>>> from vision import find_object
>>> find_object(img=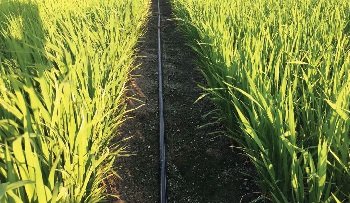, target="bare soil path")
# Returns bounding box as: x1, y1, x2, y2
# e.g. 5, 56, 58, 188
112, 0, 259, 202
